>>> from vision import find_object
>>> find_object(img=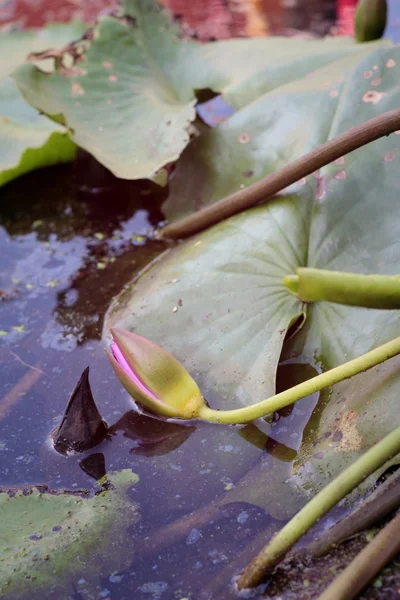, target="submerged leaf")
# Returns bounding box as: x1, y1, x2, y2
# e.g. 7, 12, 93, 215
0, 470, 139, 596
109, 410, 195, 456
